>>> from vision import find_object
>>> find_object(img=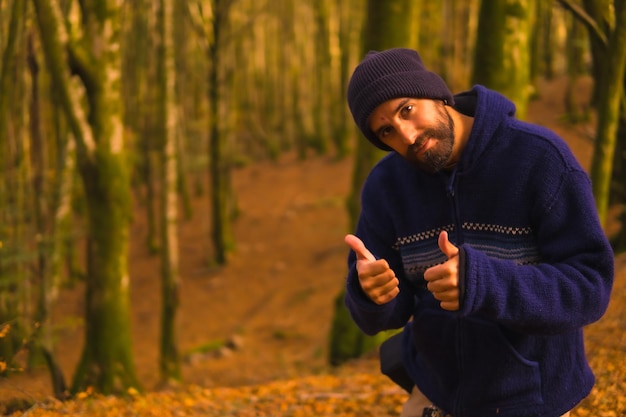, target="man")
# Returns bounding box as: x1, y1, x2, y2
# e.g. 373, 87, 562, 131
343, 48, 614, 417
